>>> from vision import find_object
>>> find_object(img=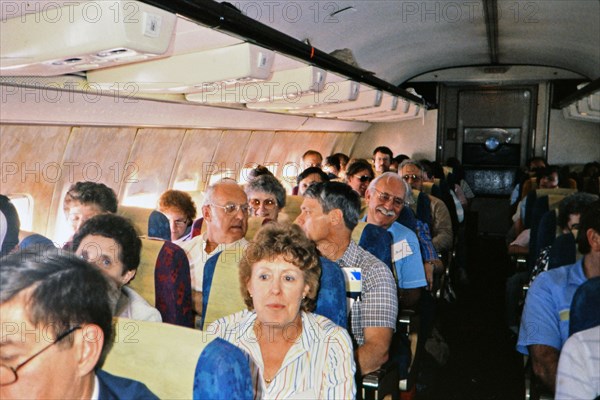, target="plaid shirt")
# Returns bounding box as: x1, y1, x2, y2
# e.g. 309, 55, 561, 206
415, 220, 439, 262
337, 240, 398, 346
